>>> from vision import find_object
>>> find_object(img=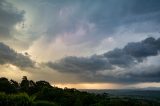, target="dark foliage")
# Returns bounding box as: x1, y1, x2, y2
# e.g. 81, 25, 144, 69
0, 76, 159, 106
